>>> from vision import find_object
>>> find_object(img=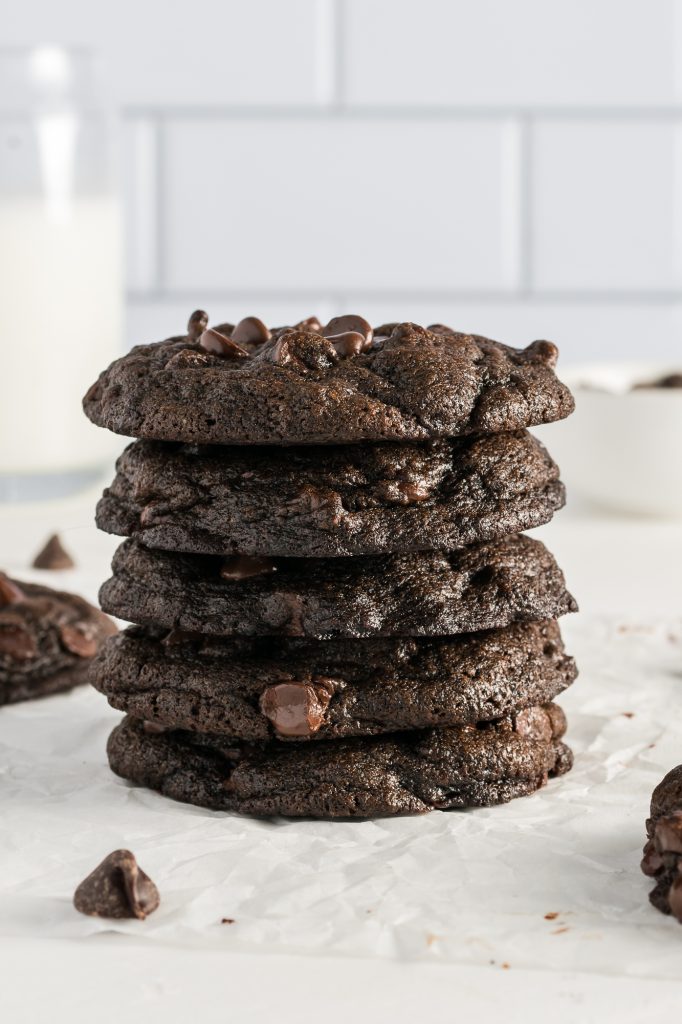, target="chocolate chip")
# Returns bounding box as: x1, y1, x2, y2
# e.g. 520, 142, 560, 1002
220, 555, 278, 581
59, 623, 98, 658
253, 331, 339, 371
523, 340, 559, 368
294, 316, 323, 333
668, 875, 682, 921
186, 309, 209, 341
427, 324, 456, 335
376, 480, 431, 504
73, 849, 160, 920
655, 813, 682, 855
259, 681, 333, 737
231, 316, 271, 346
326, 331, 366, 358
199, 328, 250, 360
0, 624, 36, 661
32, 534, 75, 570
322, 315, 373, 350
165, 349, 212, 369
0, 573, 26, 607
